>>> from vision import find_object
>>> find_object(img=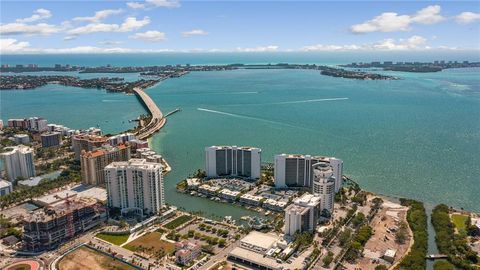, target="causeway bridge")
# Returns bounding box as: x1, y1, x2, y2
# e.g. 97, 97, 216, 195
132, 87, 167, 140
